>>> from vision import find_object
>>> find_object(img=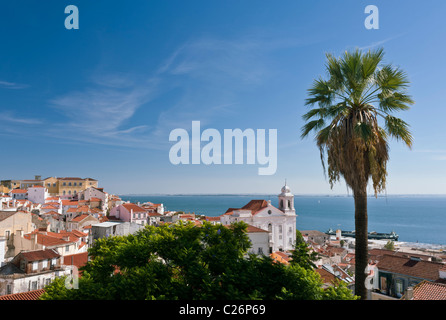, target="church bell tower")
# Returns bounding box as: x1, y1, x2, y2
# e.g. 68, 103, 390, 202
278, 180, 295, 215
